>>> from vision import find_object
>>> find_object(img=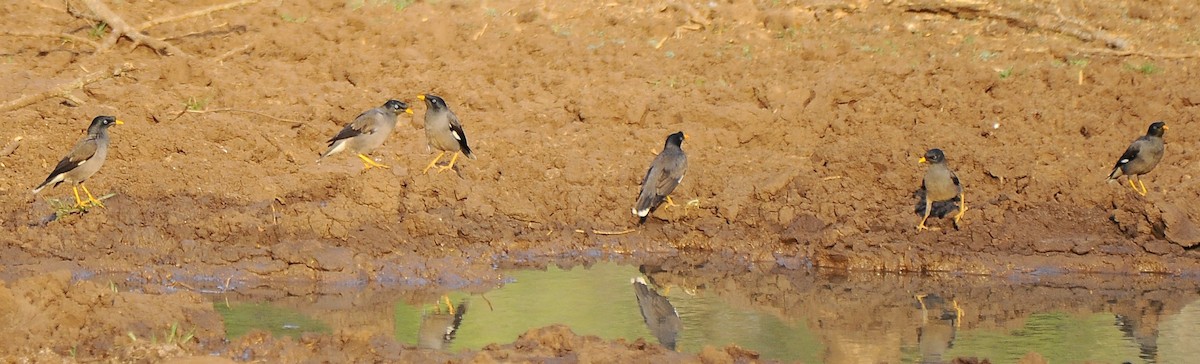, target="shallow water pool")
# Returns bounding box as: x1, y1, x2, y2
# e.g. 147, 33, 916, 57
208, 262, 1200, 363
